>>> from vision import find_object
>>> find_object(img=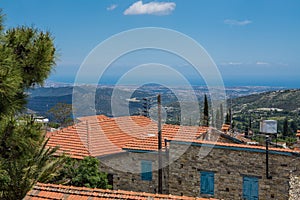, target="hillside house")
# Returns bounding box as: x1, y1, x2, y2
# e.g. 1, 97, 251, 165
46, 115, 300, 199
